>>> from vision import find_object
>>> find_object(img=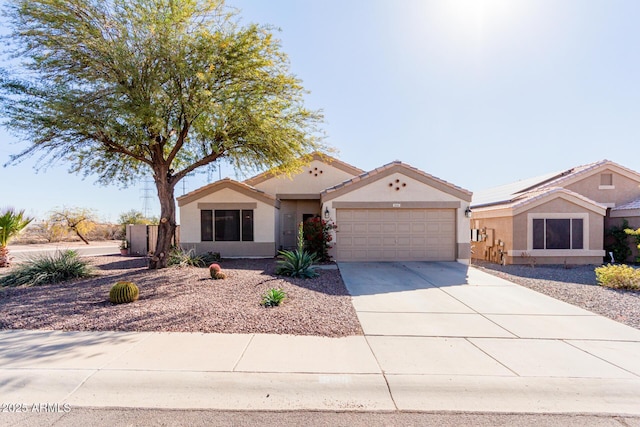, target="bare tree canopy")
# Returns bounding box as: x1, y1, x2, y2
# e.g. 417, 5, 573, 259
0, 0, 324, 268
